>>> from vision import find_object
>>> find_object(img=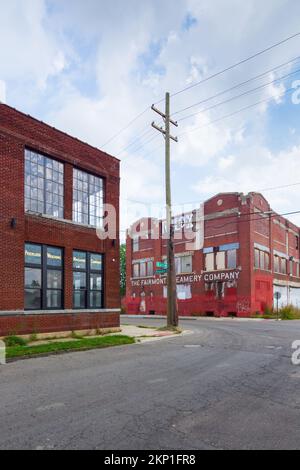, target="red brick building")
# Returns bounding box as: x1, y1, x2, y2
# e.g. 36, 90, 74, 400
0, 103, 120, 336
124, 192, 300, 317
